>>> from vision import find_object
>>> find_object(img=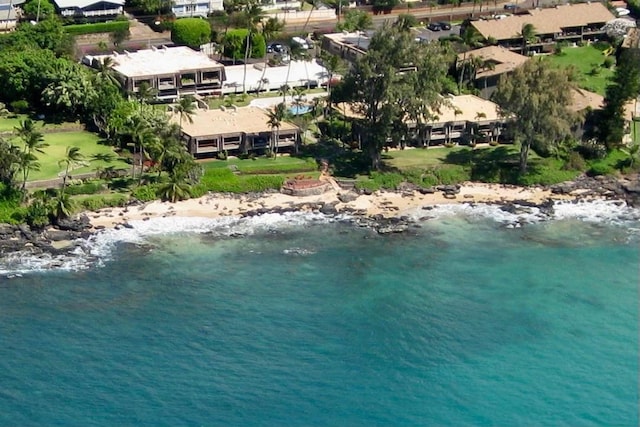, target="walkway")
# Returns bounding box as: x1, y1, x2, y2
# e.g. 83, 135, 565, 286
249, 91, 328, 108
